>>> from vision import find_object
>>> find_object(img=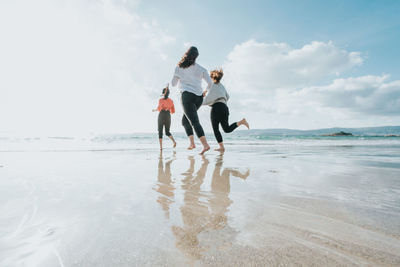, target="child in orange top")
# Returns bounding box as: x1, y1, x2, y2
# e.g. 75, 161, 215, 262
153, 86, 177, 150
